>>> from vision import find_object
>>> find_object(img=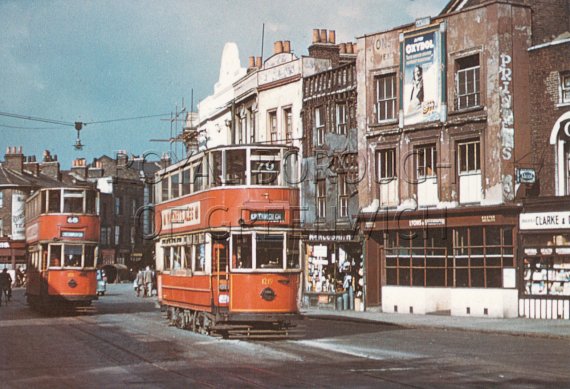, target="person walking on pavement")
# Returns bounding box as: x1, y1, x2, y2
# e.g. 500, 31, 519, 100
143, 266, 153, 298
135, 269, 145, 297
0, 268, 13, 306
